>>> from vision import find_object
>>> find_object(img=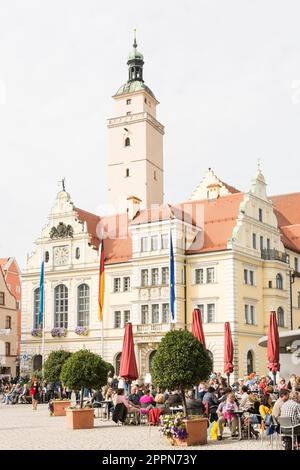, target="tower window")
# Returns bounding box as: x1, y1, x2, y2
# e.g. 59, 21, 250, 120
126, 99, 131, 105
144, 98, 147, 104
126, 111, 131, 115
75, 247, 80, 259
125, 137, 130, 147
259, 208, 263, 222
45, 251, 49, 263
154, 171, 157, 180
125, 168, 130, 177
